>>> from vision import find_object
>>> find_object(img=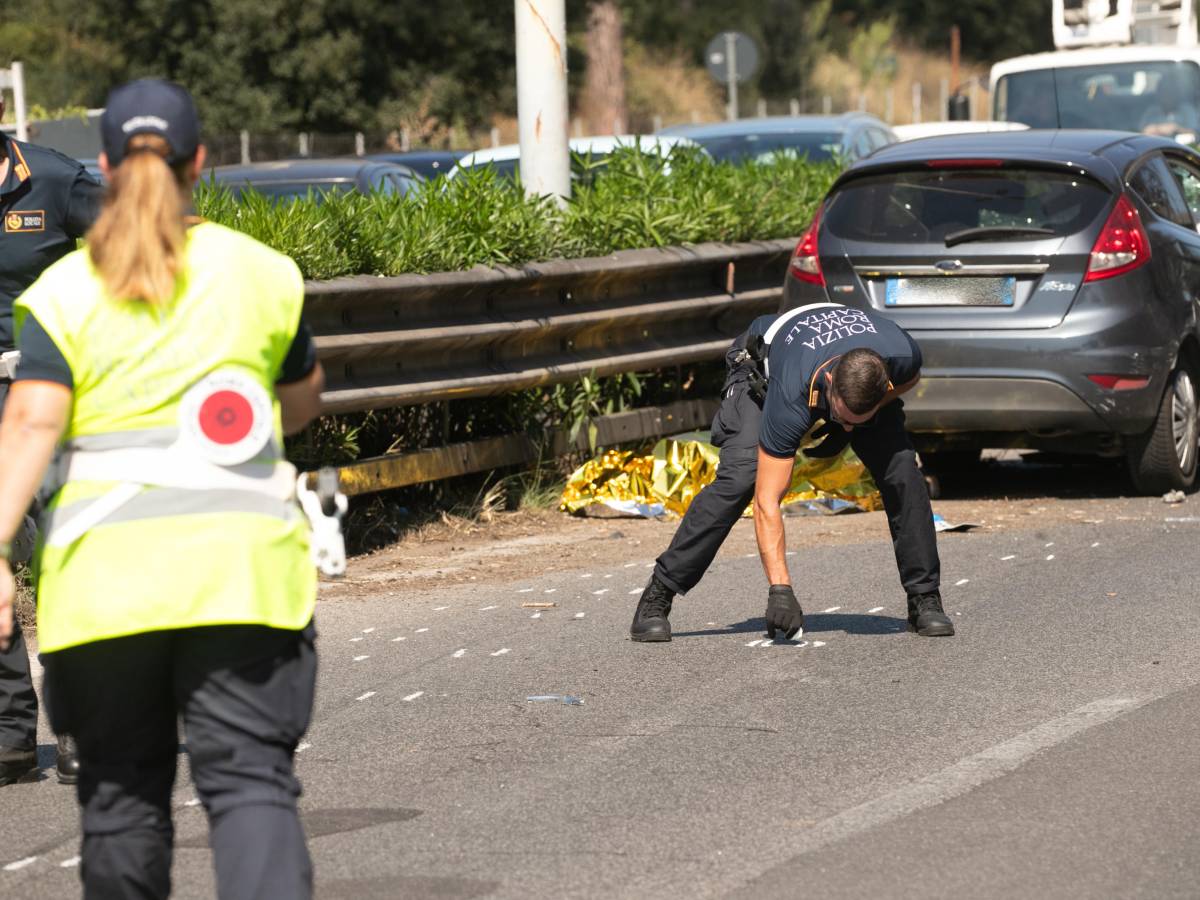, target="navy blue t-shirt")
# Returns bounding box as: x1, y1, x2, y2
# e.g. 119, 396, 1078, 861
750, 304, 923, 458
